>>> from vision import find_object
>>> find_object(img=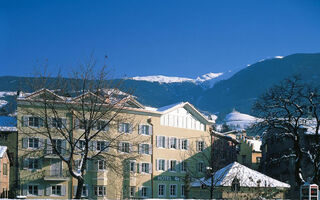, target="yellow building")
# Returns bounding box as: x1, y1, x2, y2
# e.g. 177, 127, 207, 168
237, 133, 262, 171
16, 89, 214, 199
